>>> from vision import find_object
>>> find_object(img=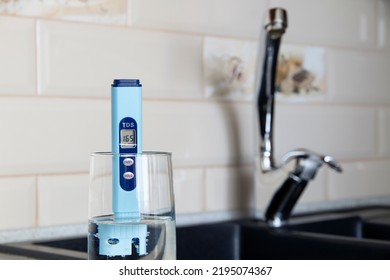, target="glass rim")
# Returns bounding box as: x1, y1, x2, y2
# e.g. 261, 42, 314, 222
91, 151, 172, 157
